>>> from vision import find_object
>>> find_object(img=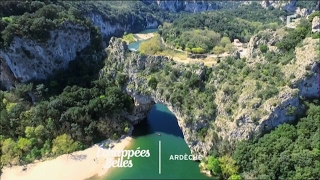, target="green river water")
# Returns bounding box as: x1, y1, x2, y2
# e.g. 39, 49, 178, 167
127, 29, 158, 51
95, 104, 212, 180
